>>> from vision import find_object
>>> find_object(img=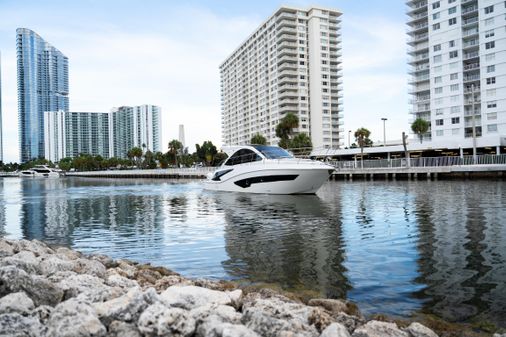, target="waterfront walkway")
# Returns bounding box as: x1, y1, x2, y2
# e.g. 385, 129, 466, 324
330, 154, 506, 180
